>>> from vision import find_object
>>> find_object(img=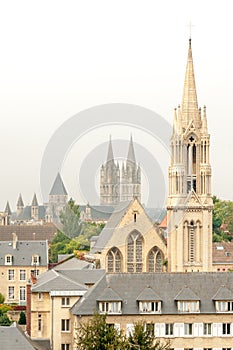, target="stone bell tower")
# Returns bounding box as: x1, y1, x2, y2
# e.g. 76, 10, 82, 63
167, 39, 213, 272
